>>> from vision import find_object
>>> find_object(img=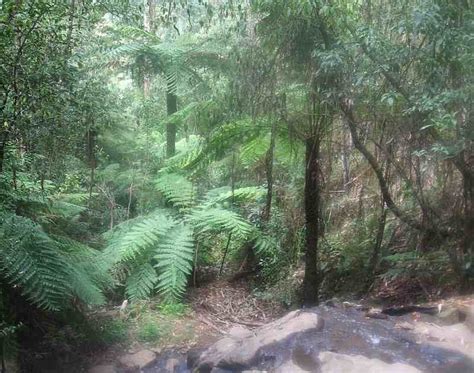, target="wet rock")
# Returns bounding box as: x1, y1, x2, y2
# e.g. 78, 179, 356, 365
274, 360, 309, 373
88, 364, 116, 373
395, 321, 414, 330
193, 310, 323, 372
318, 351, 421, 373
413, 322, 474, 359
165, 358, 180, 372
365, 308, 388, 319
438, 306, 462, 325
187, 347, 207, 368
118, 350, 156, 372
458, 303, 474, 332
